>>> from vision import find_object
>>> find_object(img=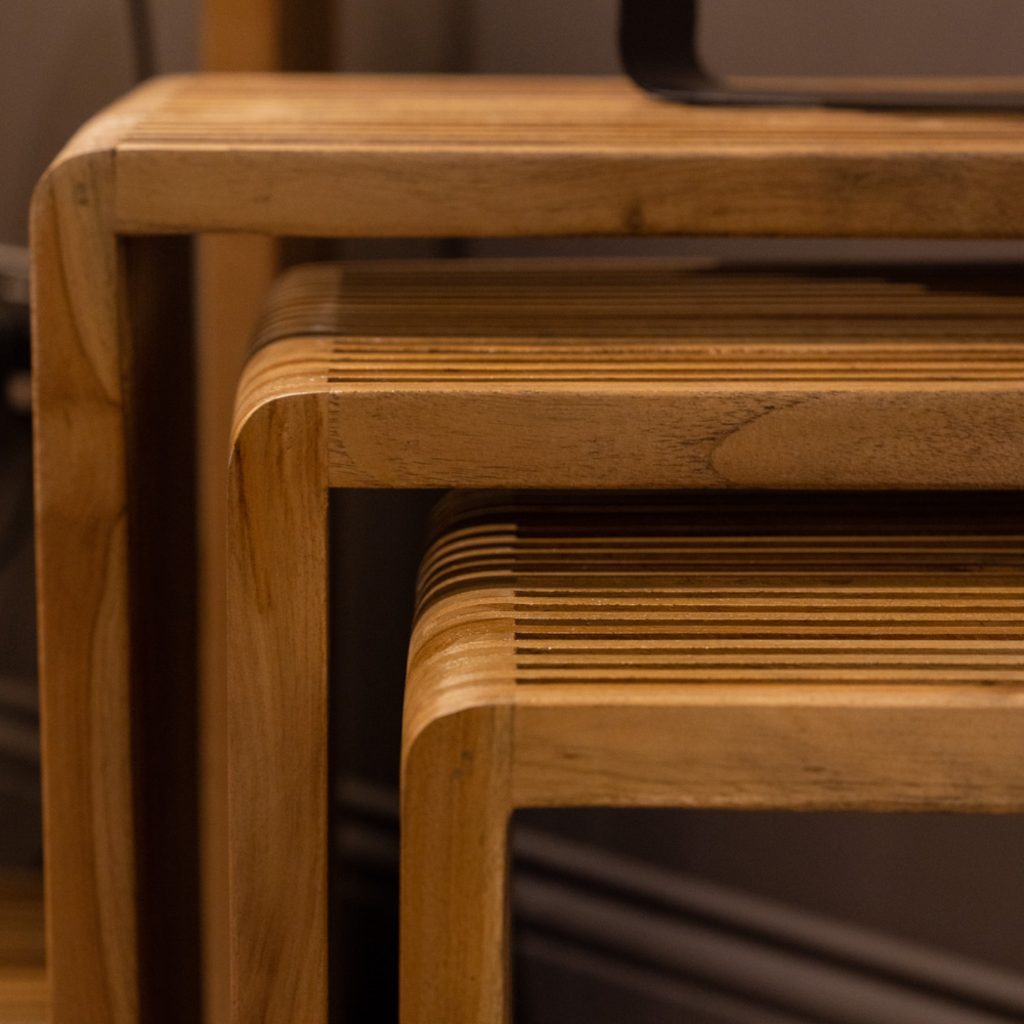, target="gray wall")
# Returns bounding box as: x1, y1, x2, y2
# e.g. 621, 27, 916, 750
702, 0, 1024, 76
